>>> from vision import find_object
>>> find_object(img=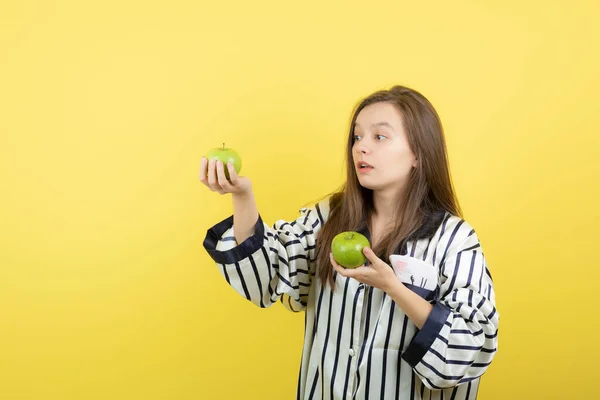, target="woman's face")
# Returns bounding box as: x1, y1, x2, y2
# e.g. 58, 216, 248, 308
352, 101, 418, 193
